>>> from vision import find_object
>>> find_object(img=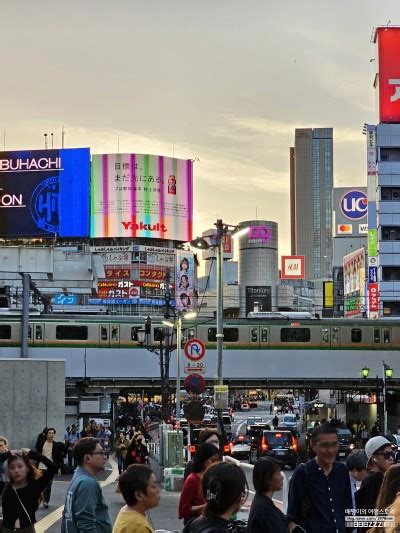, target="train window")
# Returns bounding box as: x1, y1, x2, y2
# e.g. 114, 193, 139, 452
280, 328, 310, 343
56, 325, 88, 340
0, 325, 11, 339
208, 328, 239, 342
111, 326, 119, 341
322, 328, 329, 343
351, 328, 362, 343
101, 326, 108, 341
131, 327, 139, 341
374, 328, 380, 343
251, 327, 258, 342
384, 329, 391, 344
261, 328, 268, 343
332, 327, 339, 343
28, 325, 32, 340
35, 325, 43, 341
